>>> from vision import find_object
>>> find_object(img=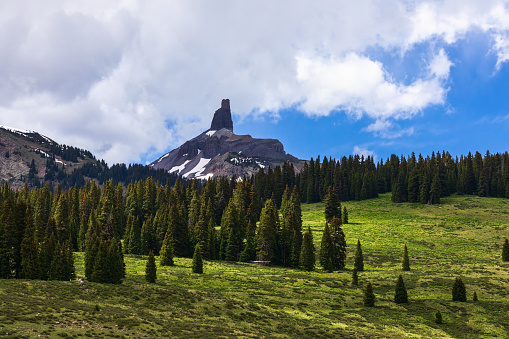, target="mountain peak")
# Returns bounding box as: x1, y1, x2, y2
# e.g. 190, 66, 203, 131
210, 99, 233, 132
